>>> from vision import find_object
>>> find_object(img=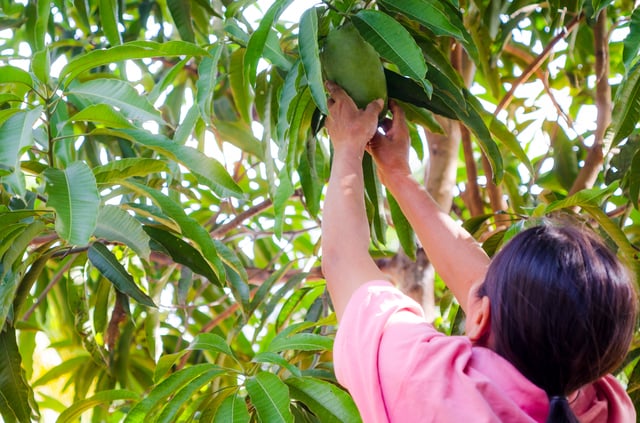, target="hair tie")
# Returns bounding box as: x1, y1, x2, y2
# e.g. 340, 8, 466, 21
549, 395, 568, 403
